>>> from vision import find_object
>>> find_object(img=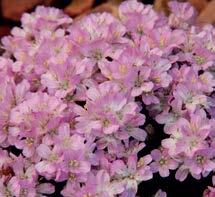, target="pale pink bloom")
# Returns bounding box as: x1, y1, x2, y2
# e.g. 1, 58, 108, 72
184, 149, 215, 178
60, 149, 91, 176
75, 82, 144, 136
131, 67, 154, 97
163, 110, 212, 157
10, 92, 66, 131
96, 170, 124, 196
119, 0, 145, 18
168, 1, 197, 28
35, 144, 63, 179
54, 123, 85, 151
21, 6, 72, 31
0, 1, 214, 196
78, 12, 120, 41
111, 155, 152, 194
150, 149, 178, 177
173, 84, 207, 112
